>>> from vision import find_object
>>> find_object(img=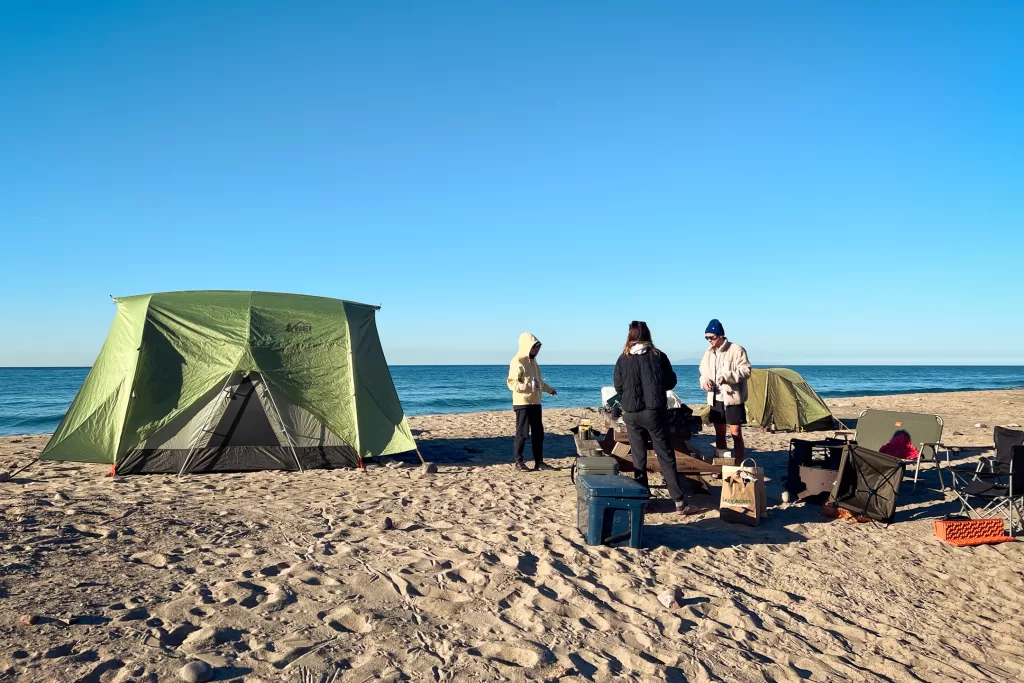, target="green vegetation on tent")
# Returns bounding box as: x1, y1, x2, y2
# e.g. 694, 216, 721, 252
41, 291, 417, 473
